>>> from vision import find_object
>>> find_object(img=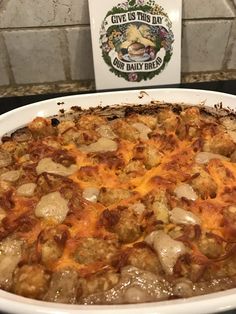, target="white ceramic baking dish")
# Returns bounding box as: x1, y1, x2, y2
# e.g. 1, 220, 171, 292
0, 88, 235, 314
